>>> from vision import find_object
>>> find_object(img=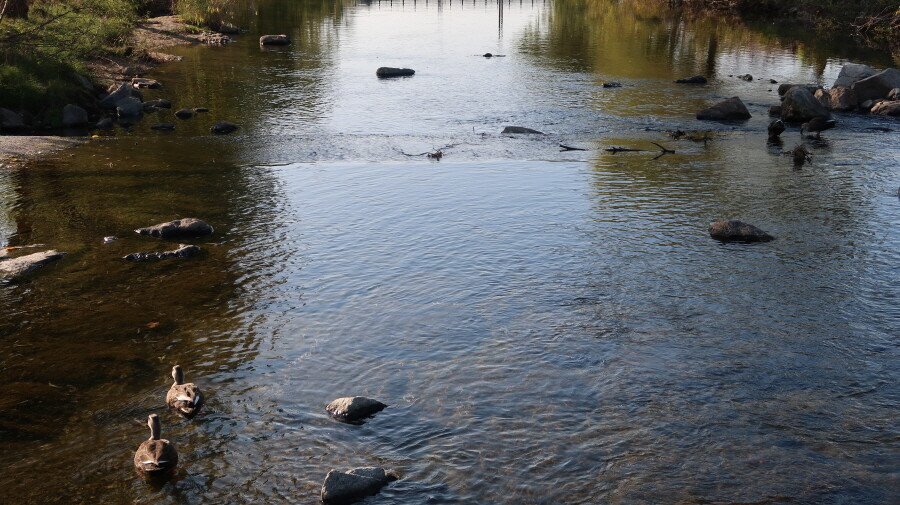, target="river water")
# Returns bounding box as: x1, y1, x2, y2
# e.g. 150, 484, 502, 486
1, 1, 898, 503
